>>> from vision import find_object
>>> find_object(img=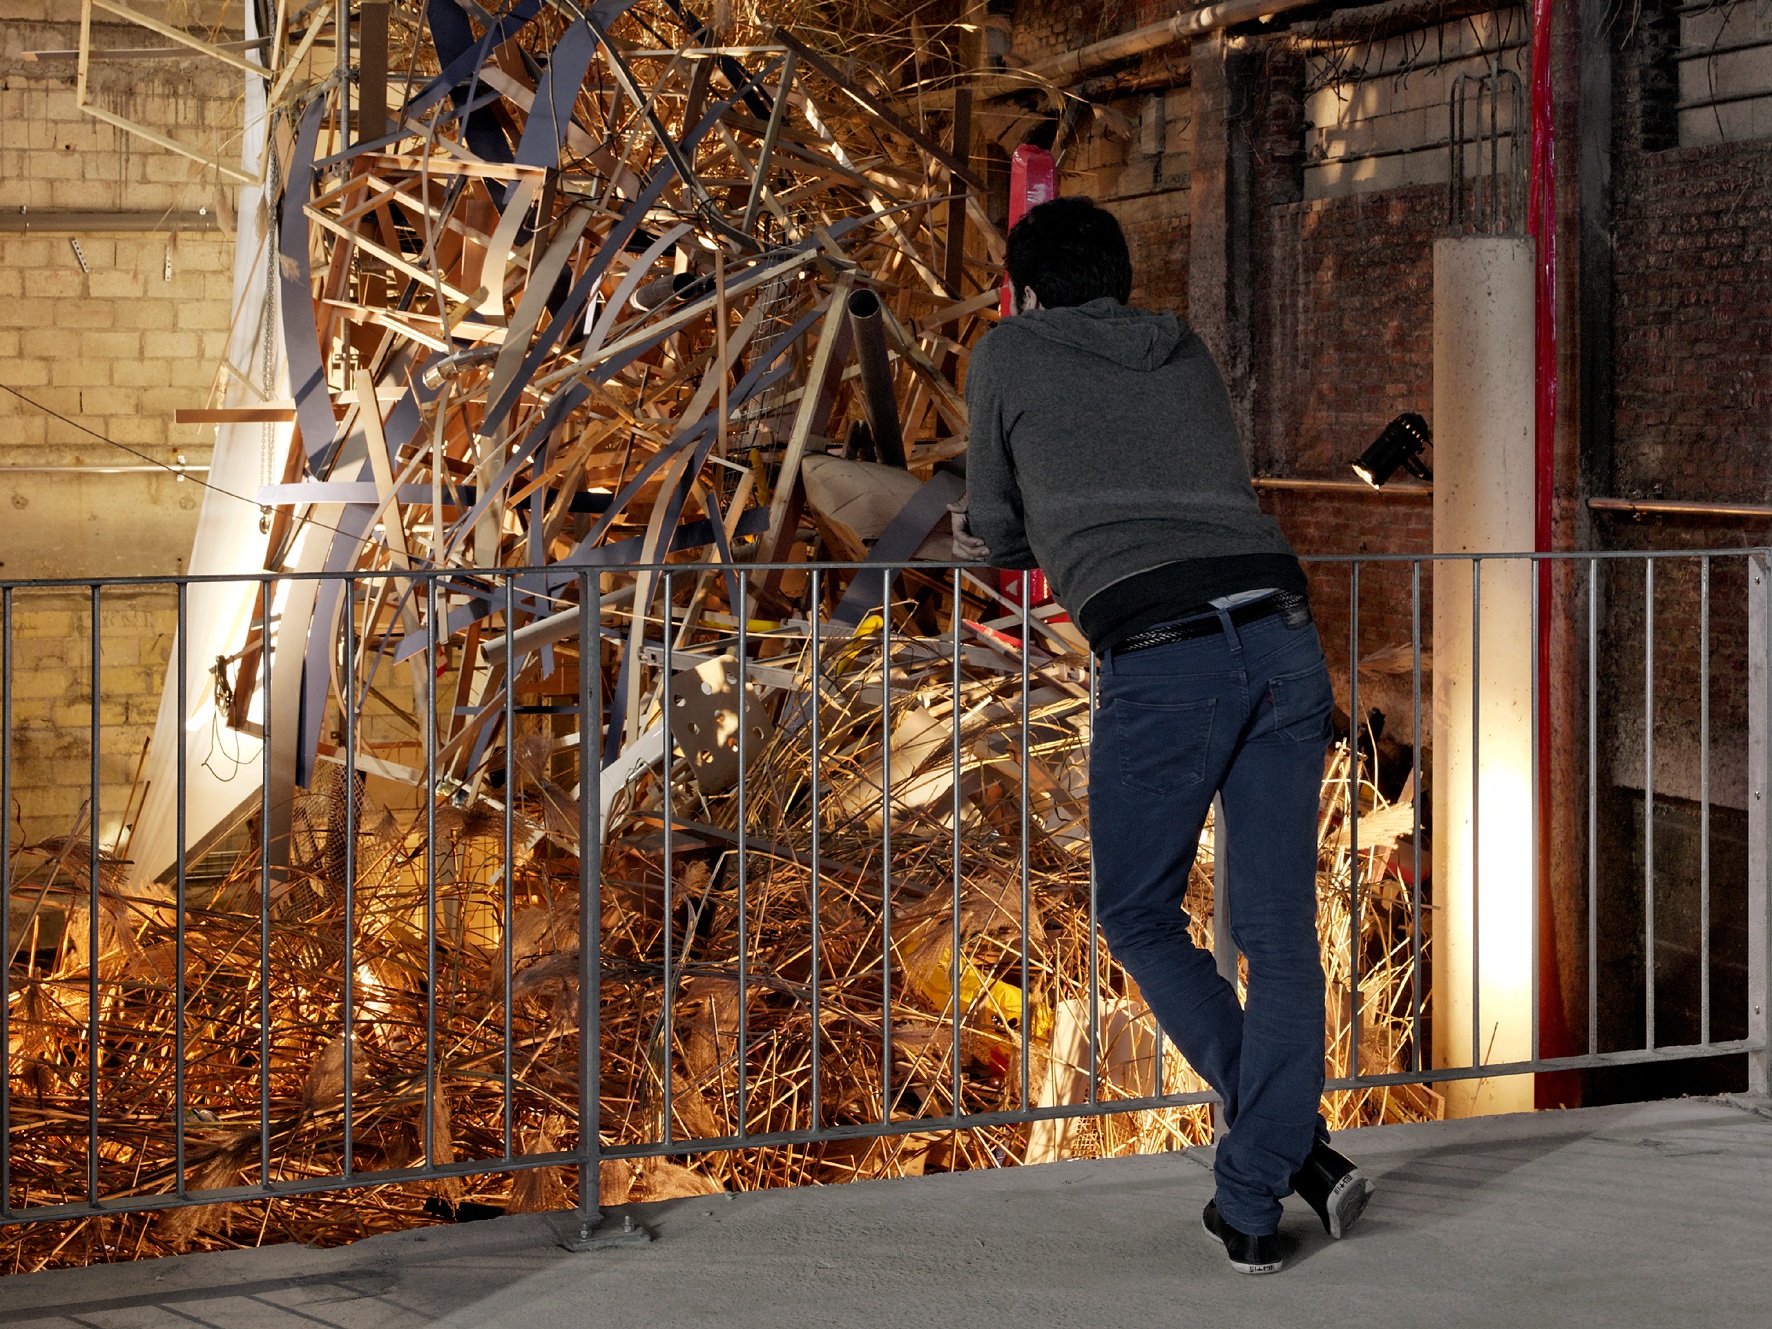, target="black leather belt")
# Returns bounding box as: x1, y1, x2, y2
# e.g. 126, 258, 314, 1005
1111, 593, 1300, 656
